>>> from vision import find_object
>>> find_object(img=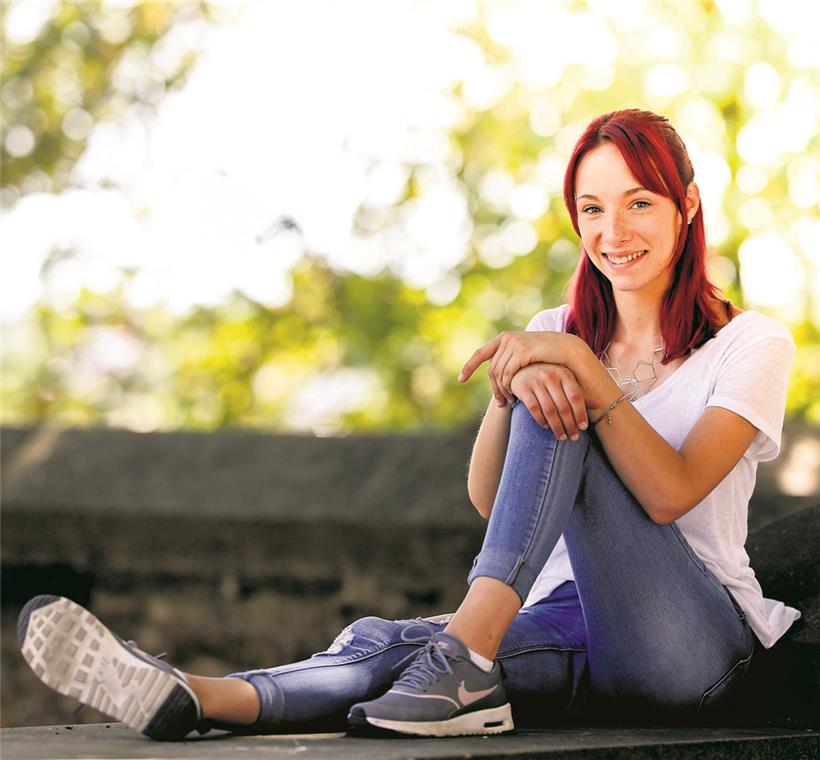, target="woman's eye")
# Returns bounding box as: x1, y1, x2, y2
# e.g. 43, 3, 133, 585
581, 206, 601, 215
633, 200, 651, 209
